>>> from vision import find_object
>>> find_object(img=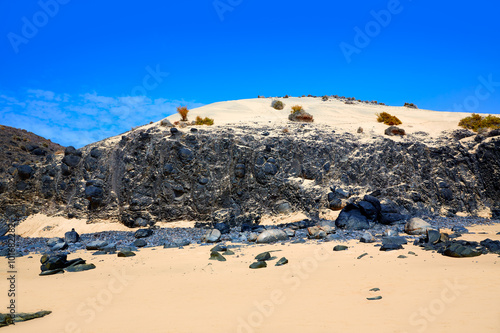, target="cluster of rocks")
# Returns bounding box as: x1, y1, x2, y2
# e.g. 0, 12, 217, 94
40, 253, 95, 276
